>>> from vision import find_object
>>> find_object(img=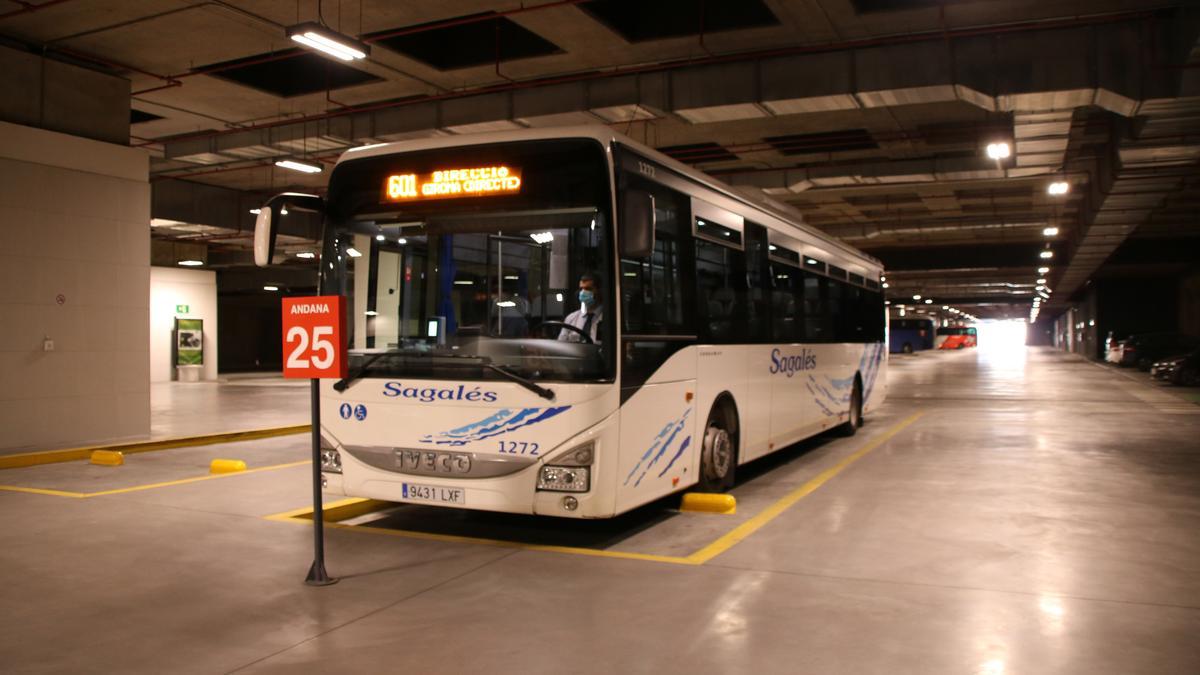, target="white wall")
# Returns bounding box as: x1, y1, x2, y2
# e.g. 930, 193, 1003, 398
150, 267, 218, 382
0, 121, 150, 450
